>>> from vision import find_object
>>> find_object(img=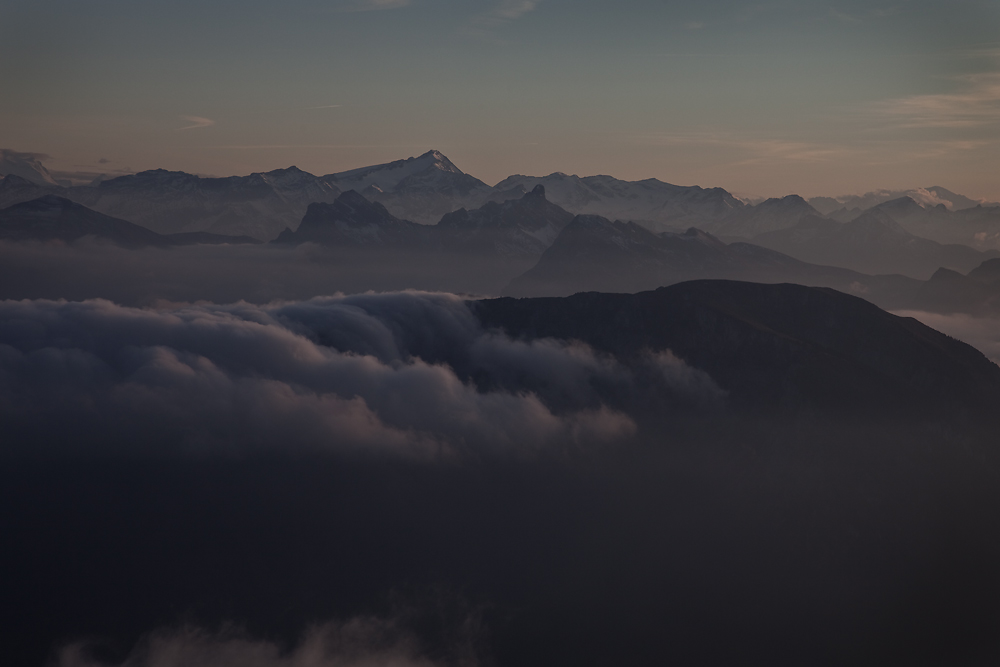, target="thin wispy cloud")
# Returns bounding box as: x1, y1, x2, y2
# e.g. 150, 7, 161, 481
177, 116, 216, 131
330, 0, 410, 13
867, 48, 1000, 130
829, 8, 862, 24
642, 132, 851, 164
462, 0, 541, 40
871, 72, 1000, 129
642, 130, 990, 169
